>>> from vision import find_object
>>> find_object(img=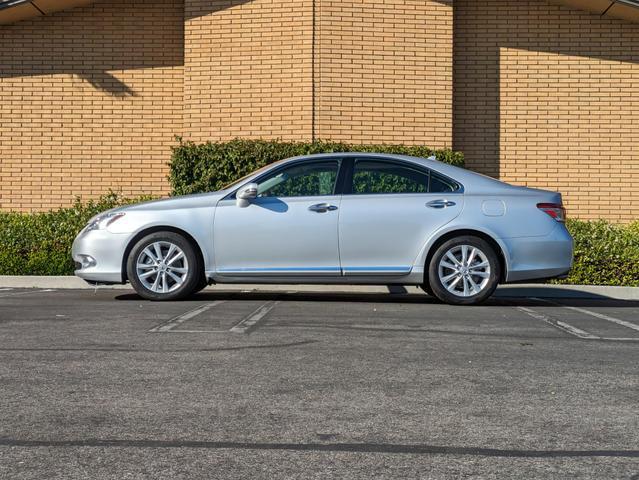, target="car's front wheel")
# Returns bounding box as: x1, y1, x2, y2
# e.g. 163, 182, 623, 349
126, 231, 203, 301
427, 236, 500, 306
